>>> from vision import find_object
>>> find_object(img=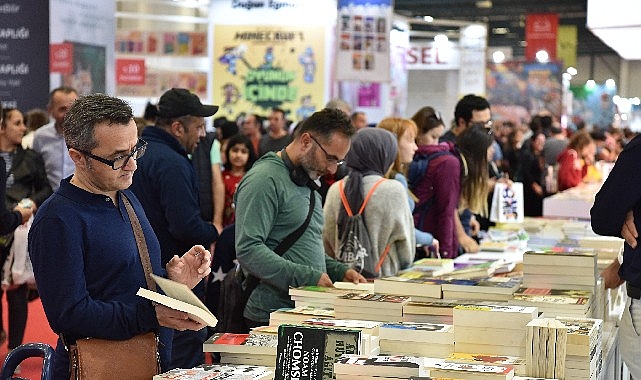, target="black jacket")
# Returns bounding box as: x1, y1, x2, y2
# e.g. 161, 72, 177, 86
4, 146, 52, 209
0, 156, 20, 235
